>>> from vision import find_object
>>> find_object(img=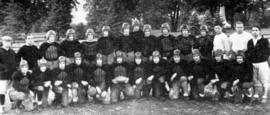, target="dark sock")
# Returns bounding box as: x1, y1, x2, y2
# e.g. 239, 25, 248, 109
0, 95, 5, 105
37, 91, 43, 101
